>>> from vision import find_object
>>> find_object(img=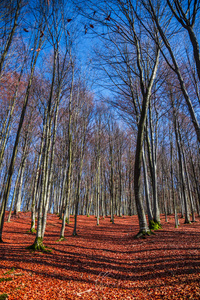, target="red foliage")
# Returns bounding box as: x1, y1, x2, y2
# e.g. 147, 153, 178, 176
0, 213, 200, 299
